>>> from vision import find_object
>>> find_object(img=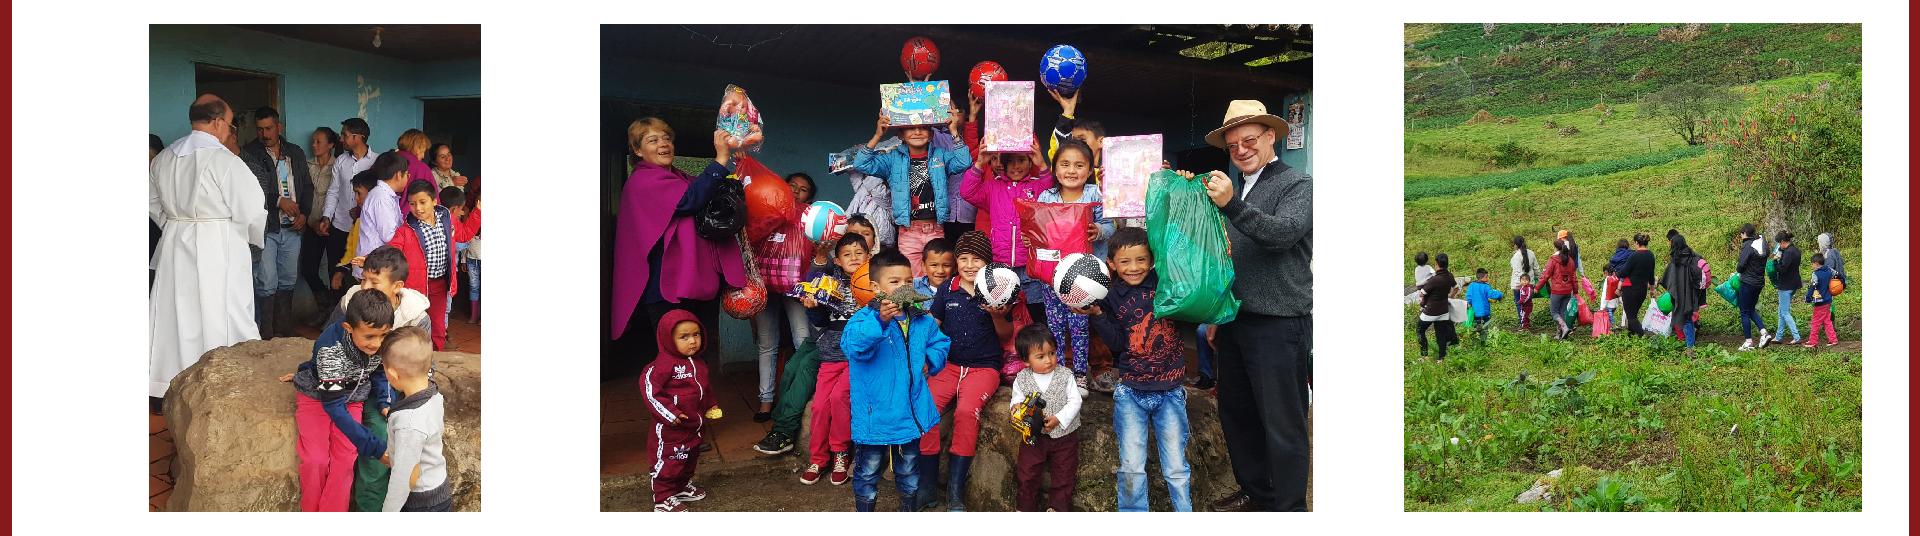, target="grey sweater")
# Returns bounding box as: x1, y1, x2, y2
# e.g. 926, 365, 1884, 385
1219, 161, 1313, 317
383, 382, 449, 512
